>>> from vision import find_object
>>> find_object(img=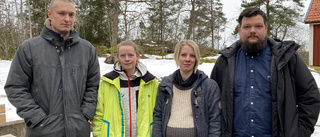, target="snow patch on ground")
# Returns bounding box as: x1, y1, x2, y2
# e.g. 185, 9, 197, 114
1, 55, 319, 136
